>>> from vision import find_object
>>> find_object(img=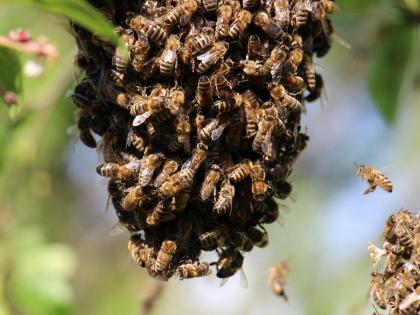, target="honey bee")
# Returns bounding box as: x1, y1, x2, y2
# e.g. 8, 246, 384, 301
131, 33, 150, 73
182, 142, 208, 172
273, 0, 290, 28
146, 200, 175, 226
215, 249, 244, 279
128, 238, 157, 268
306, 72, 324, 102
166, 87, 185, 115
200, 164, 222, 201
203, 0, 218, 13
158, 168, 195, 199
268, 83, 302, 111
268, 261, 290, 300
182, 30, 216, 64
399, 290, 420, 315
212, 75, 232, 99
212, 93, 242, 113
131, 95, 171, 126
196, 41, 229, 74
100, 80, 131, 109
302, 54, 316, 91
242, 0, 259, 10
250, 160, 269, 201
112, 30, 135, 76
284, 35, 304, 74
129, 16, 168, 45
154, 160, 180, 188
199, 117, 228, 142
229, 231, 254, 252
370, 272, 387, 310
247, 34, 266, 59
312, 0, 336, 36
121, 185, 146, 211
259, 198, 282, 224
196, 75, 213, 107
171, 188, 191, 212
75, 109, 97, 148
291, 0, 312, 29
247, 226, 268, 247
252, 114, 273, 153
213, 181, 235, 215
158, 35, 181, 76
228, 10, 252, 39
356, 164, 393, 195
139, 153, 166, 187
253, 11, 291, 42
228, 159, 252, 184
264, 44, 289, 80
97, 160, 140, 181
176, 261, 211, 279
152, 240, 177, 275
176, 108, 192, 153
215, 4, 234, 40
395, 223, 414, 250
198, 225, 230, 250
164, 0, 199, 25
283, 73, 305, 92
